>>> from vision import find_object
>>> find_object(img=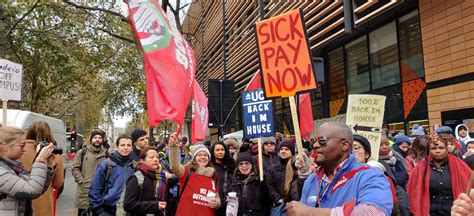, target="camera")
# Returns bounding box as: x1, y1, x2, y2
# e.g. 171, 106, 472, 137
38, 141, 63, 155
